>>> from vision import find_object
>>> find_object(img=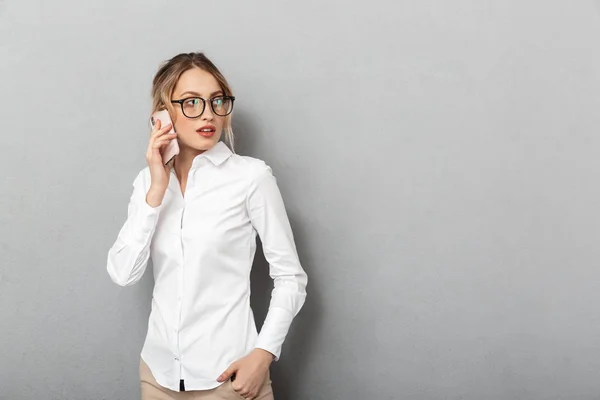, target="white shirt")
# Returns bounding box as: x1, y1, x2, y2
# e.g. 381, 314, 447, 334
106, 142, 307, 391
